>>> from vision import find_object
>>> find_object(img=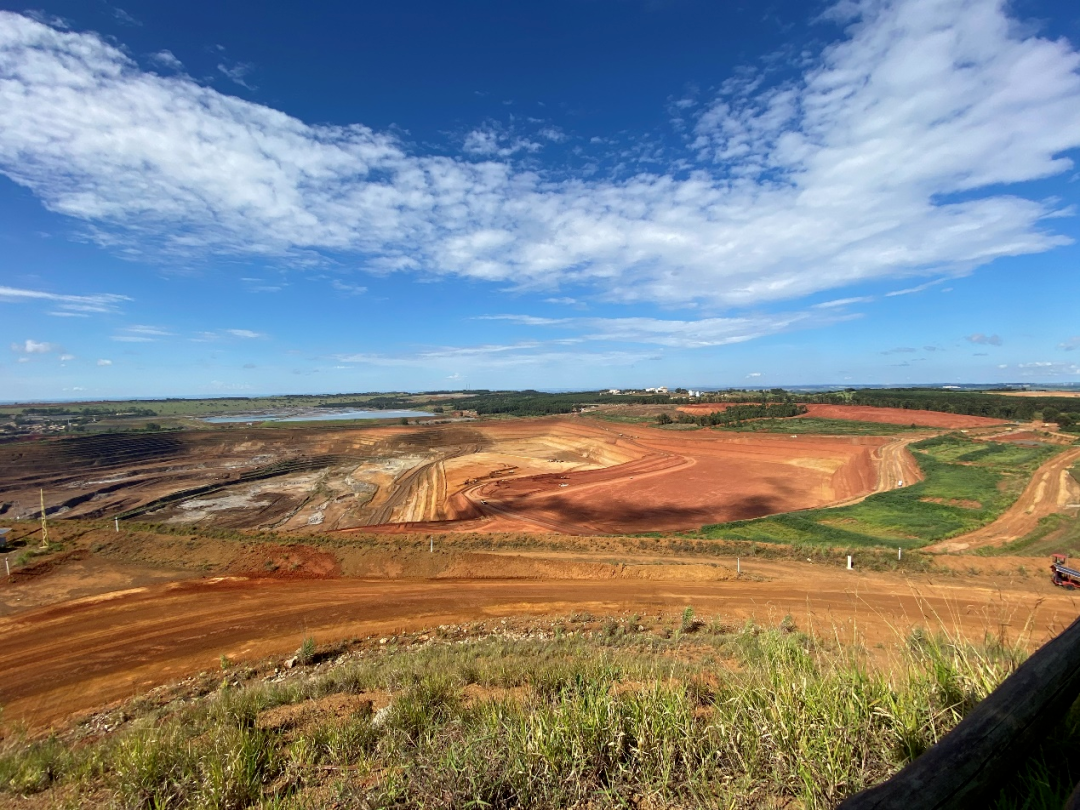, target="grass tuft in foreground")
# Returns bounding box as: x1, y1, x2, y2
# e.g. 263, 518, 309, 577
3, 616, 1078, 808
